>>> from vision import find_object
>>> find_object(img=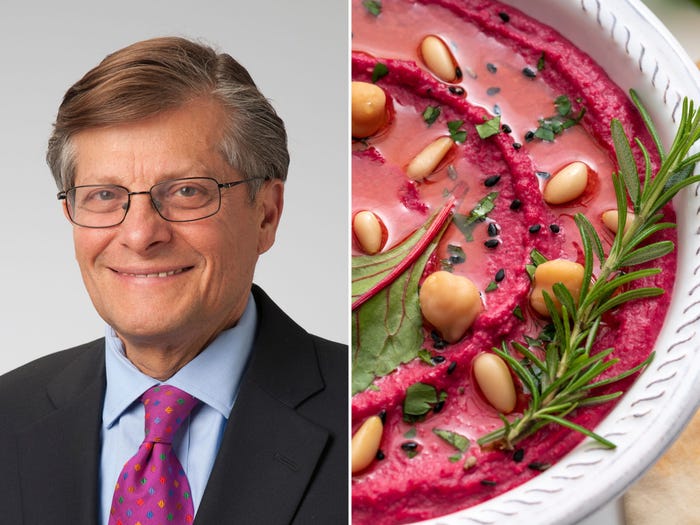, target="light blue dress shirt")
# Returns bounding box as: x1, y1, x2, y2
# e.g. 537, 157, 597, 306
98, 293, 257, 525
